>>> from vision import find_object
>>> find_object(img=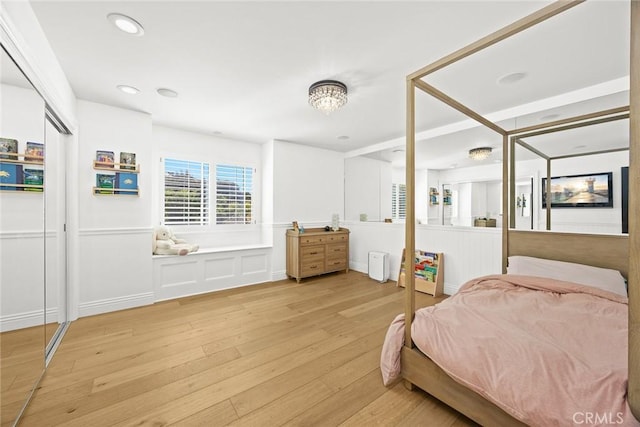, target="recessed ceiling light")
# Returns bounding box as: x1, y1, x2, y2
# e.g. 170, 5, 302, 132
392, 148, 405, 153
337, 135, 350, 140
157, 88, 178, 98
117, 85, 139, 94
497, 72, 527, 85
107, 13, 144, 36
